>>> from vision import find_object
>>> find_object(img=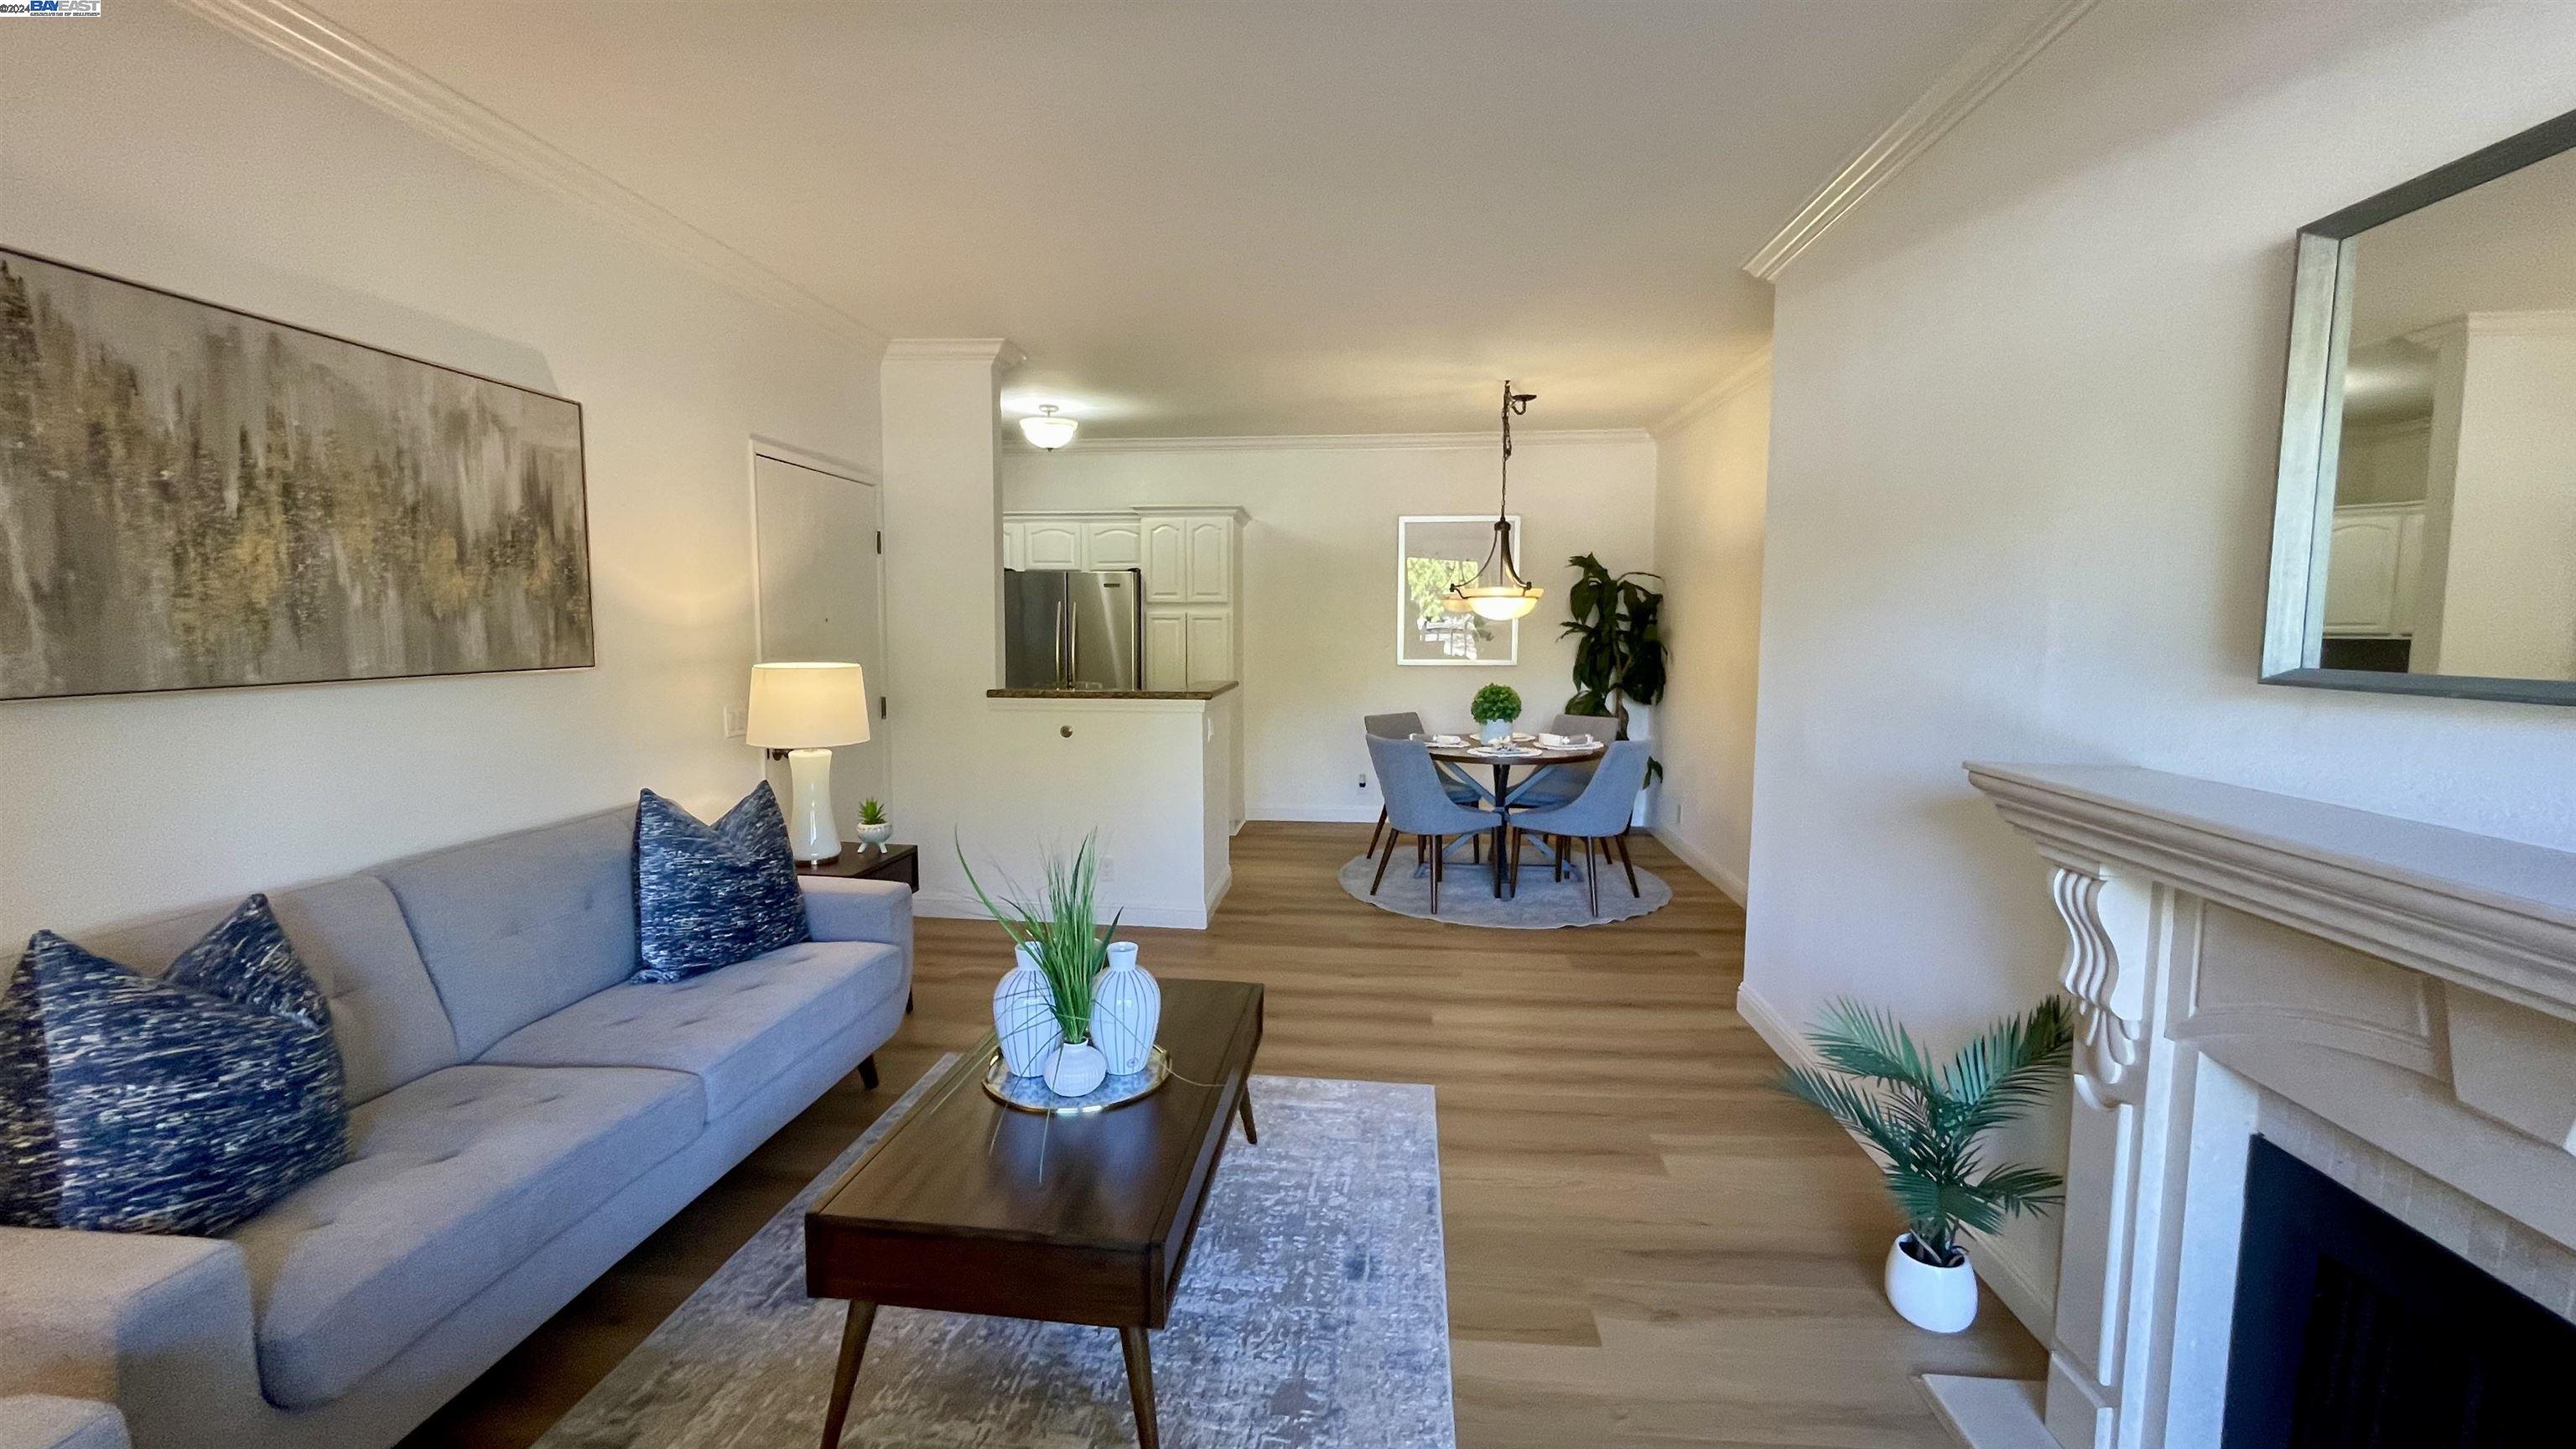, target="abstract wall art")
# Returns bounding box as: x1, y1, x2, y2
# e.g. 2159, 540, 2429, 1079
0, 248, 592, 700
